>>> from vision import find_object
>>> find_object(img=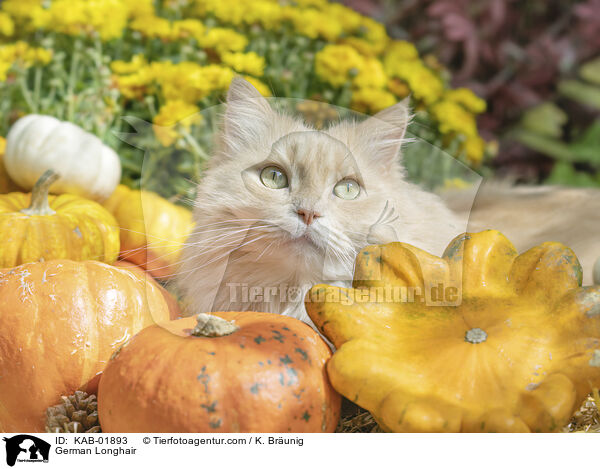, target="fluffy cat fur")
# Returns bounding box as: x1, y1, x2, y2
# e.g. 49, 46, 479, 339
444, 181, 599, 285
177, 78, 598, 323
